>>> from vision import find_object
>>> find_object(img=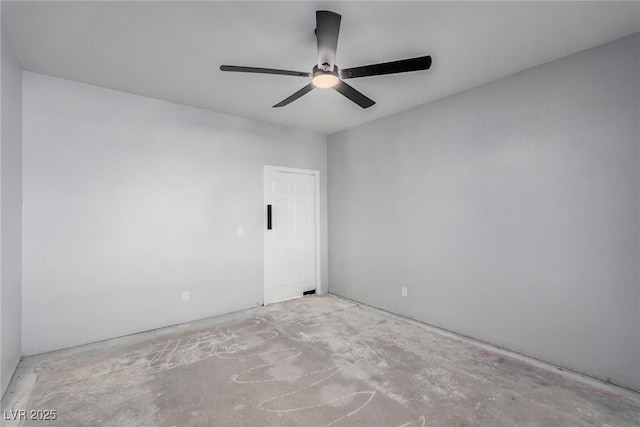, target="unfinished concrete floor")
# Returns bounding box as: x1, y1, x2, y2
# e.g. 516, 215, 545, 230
2, 294, 639, 426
